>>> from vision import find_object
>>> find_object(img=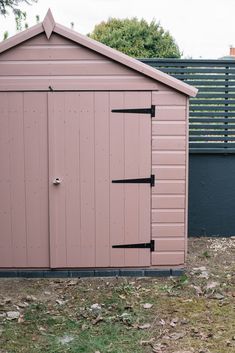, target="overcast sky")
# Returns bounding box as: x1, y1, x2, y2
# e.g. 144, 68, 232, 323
1, 0, 235, 58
